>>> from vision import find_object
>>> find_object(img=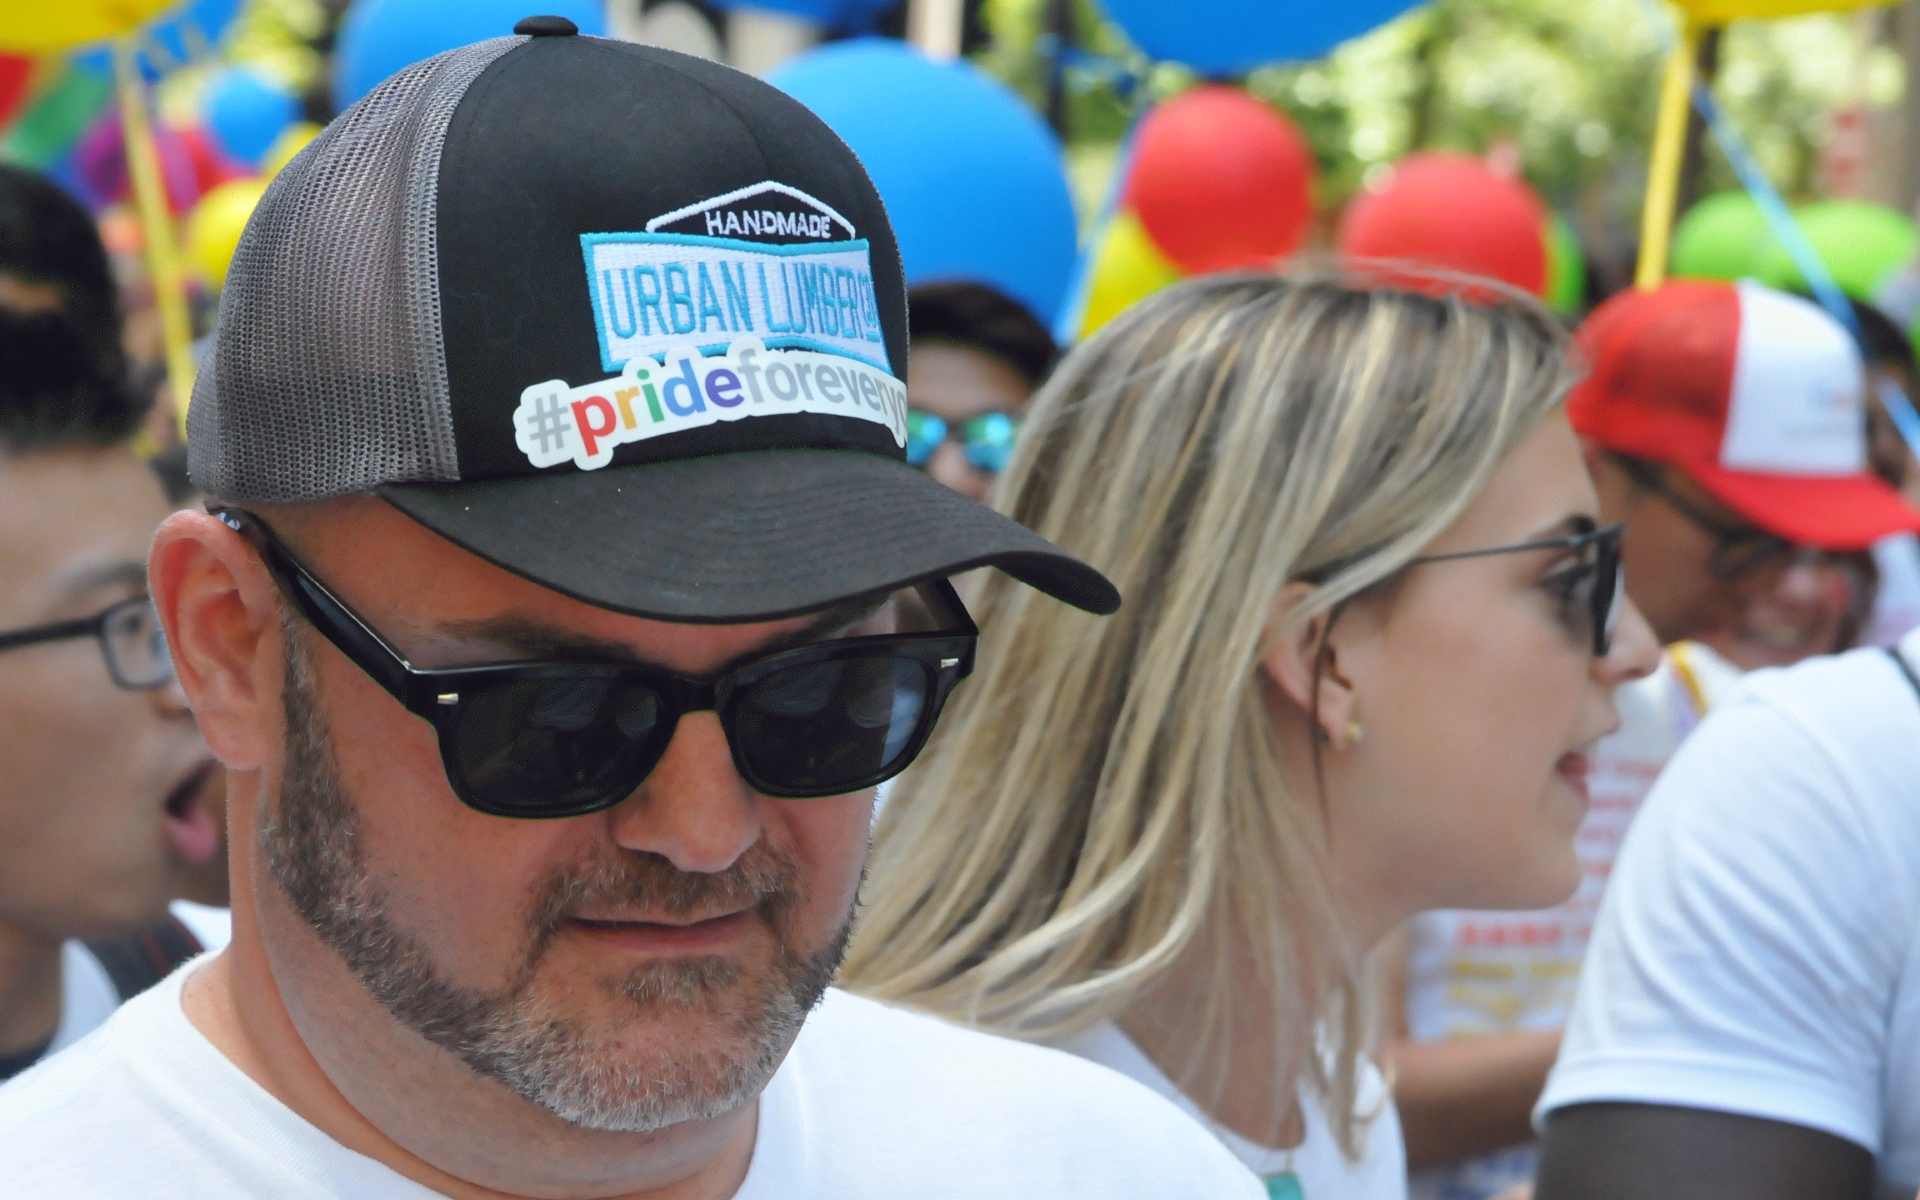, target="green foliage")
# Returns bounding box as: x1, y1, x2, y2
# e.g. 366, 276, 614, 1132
980, 0, 1901, 228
